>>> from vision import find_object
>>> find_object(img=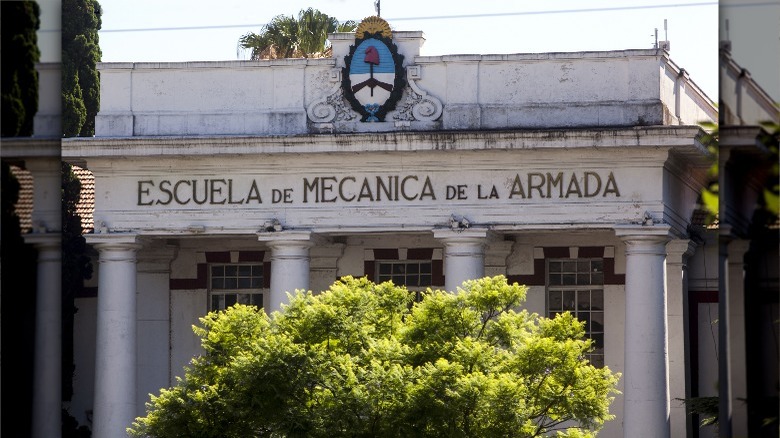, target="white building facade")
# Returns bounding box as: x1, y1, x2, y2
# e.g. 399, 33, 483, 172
62, 22, 722, 438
